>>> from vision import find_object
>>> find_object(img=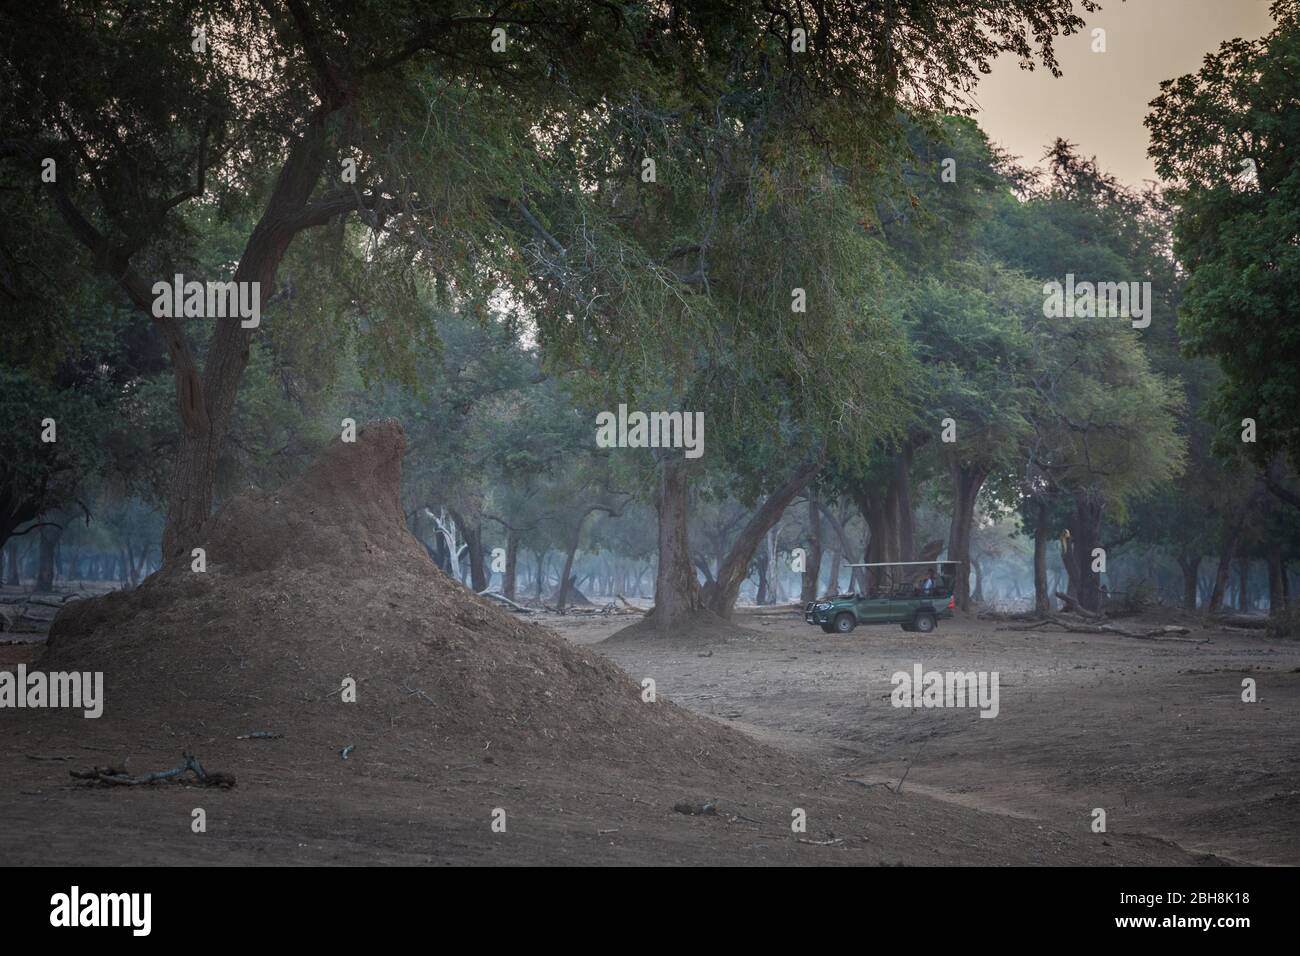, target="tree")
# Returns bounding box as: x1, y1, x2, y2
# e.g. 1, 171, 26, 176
1, 0, 1102, 592
1147, 1, 1300, 508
